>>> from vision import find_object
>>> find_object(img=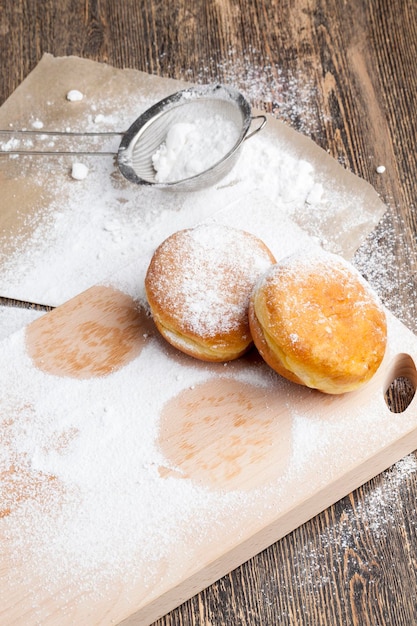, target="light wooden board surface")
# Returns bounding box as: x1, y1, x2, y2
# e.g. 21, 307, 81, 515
1, 257, 417, 625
